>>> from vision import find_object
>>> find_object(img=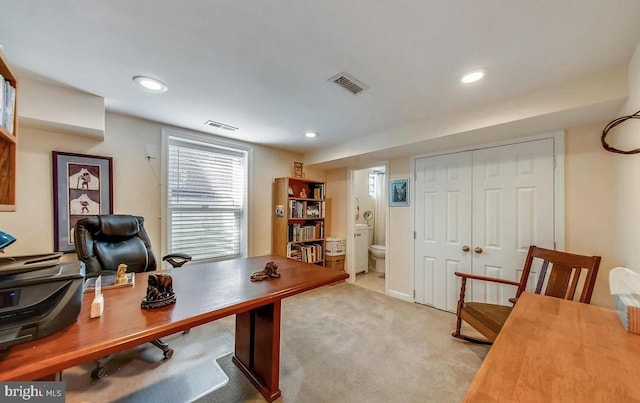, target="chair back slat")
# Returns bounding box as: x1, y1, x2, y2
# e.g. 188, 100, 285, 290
516, 246, 601, 304
534, 260, 550, 294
